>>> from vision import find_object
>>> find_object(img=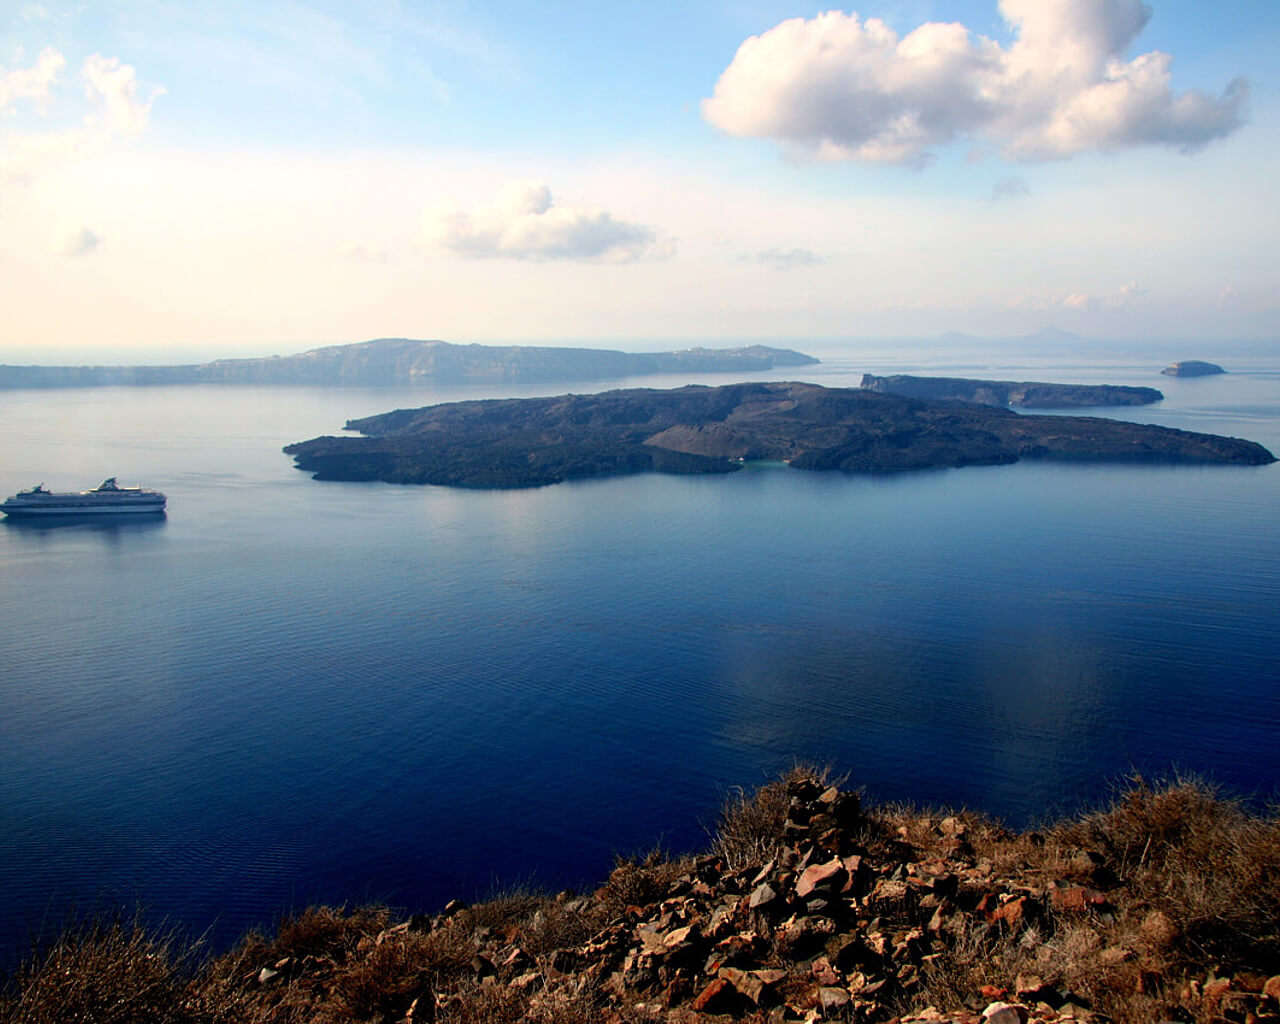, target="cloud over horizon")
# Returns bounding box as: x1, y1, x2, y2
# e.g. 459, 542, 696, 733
425, 182, 673, 263
1, 49, 162, 185
703, 0, 1247, 166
